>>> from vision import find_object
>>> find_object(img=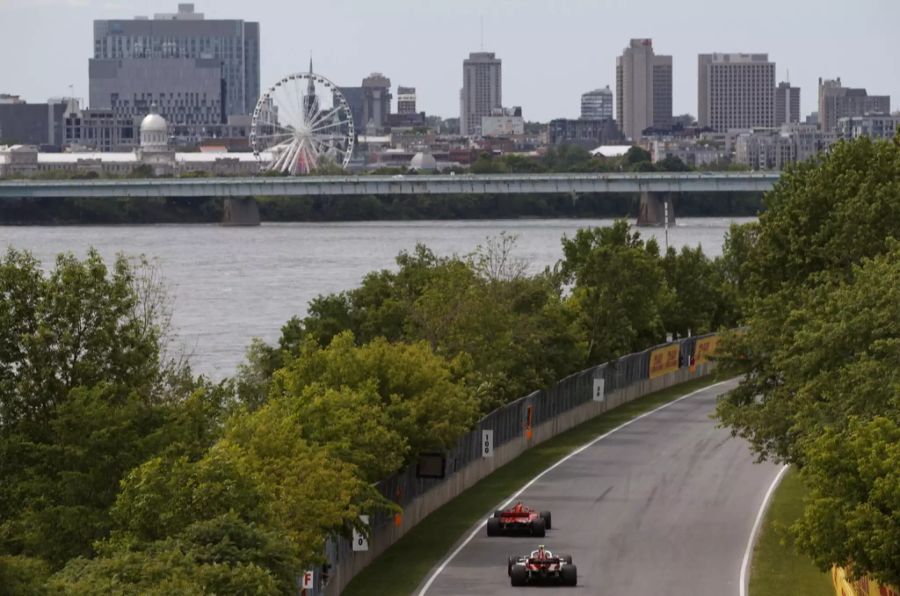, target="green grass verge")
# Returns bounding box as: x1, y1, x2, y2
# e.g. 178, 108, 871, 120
342, 371, 734, 596
749, 469, 832, 596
